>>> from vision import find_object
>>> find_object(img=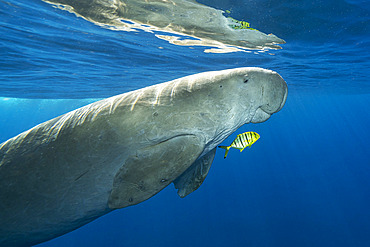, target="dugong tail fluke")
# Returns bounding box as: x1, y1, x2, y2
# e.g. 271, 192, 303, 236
0, 67, 287, 246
